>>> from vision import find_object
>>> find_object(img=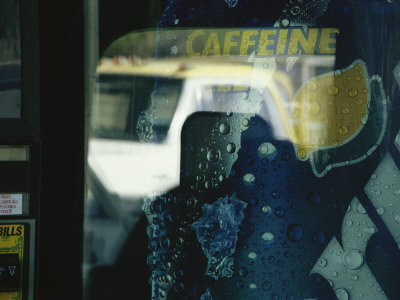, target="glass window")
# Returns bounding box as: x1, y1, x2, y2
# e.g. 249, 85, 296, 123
84, 1, 400, 300
0, 0, 20, 118
92, 74, 182, 142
